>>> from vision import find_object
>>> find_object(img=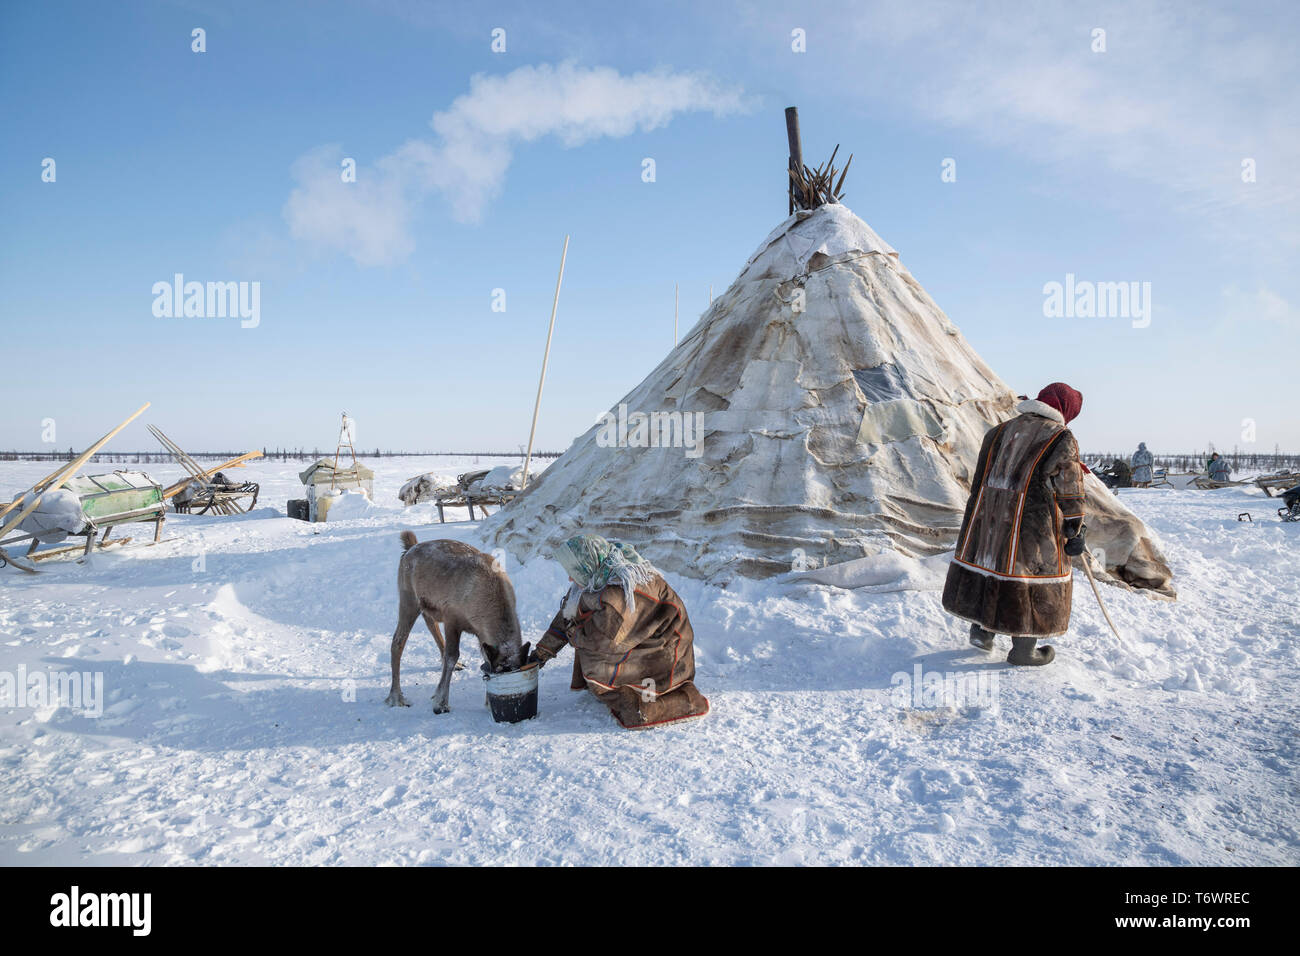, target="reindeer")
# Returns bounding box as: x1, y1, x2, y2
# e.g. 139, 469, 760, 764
386, 532, 529, 714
